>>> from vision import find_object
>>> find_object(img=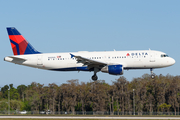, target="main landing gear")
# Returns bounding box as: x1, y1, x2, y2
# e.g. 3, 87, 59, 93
150, 68, 155, 79
92, 74, 98, 81
91, 67, 99, 81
